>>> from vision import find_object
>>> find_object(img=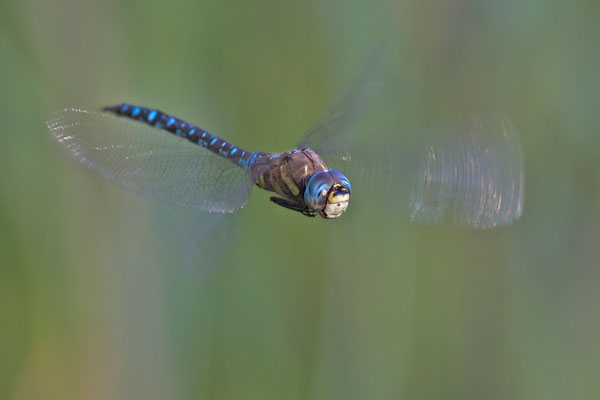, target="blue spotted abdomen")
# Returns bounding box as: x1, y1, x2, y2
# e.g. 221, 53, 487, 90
103, 103, 266, 172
